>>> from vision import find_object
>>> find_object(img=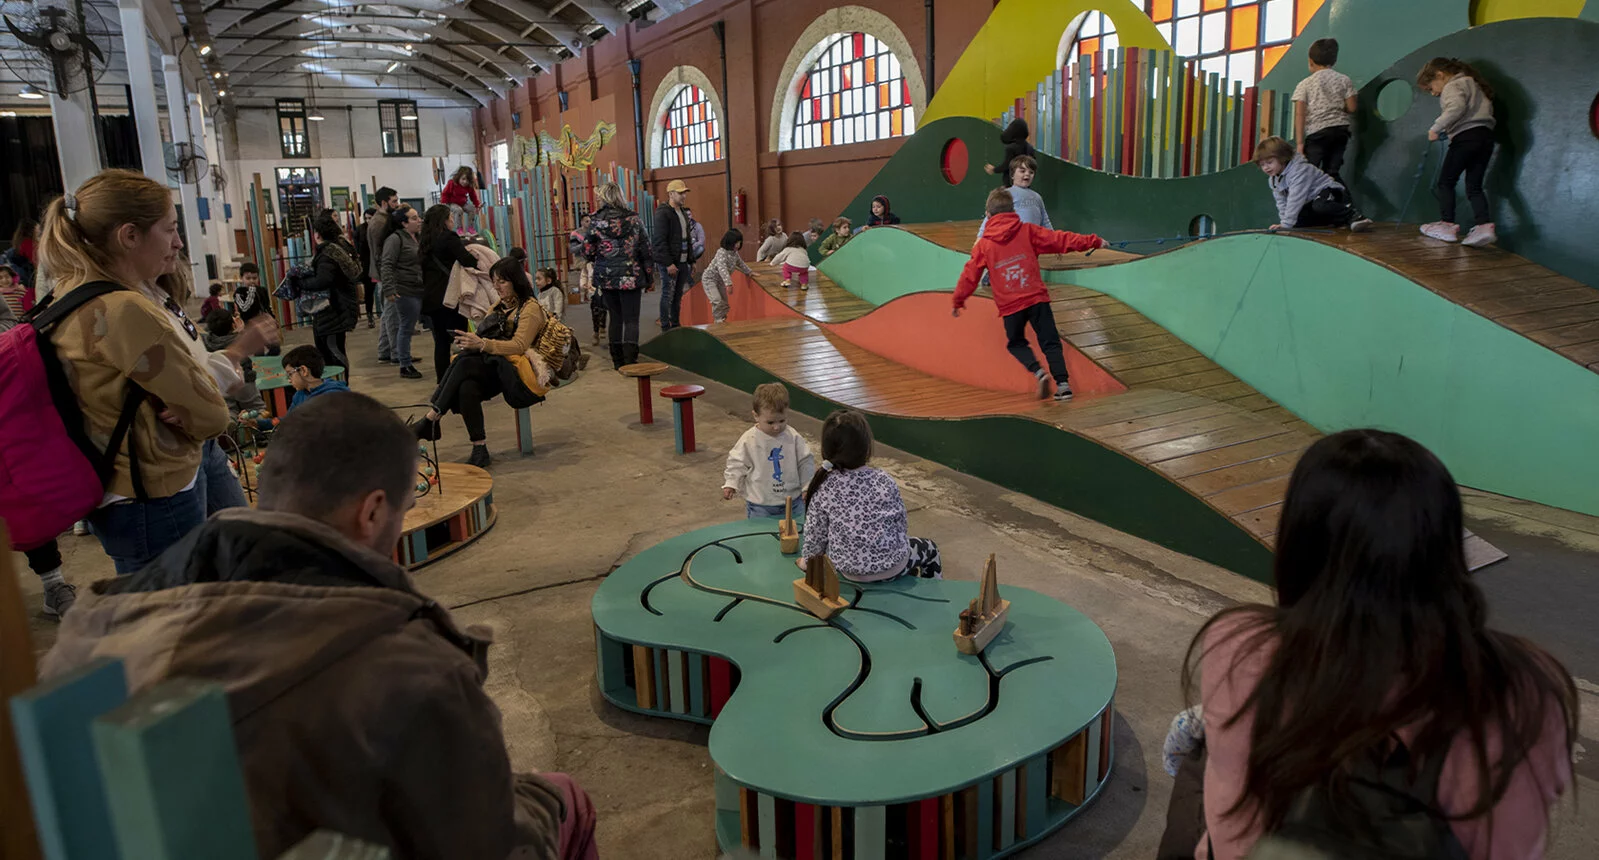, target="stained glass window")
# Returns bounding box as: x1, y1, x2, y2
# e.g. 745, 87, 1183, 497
660, 85, 721, 168
791, 32, 915, 151
1072, 0, 1325, 89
